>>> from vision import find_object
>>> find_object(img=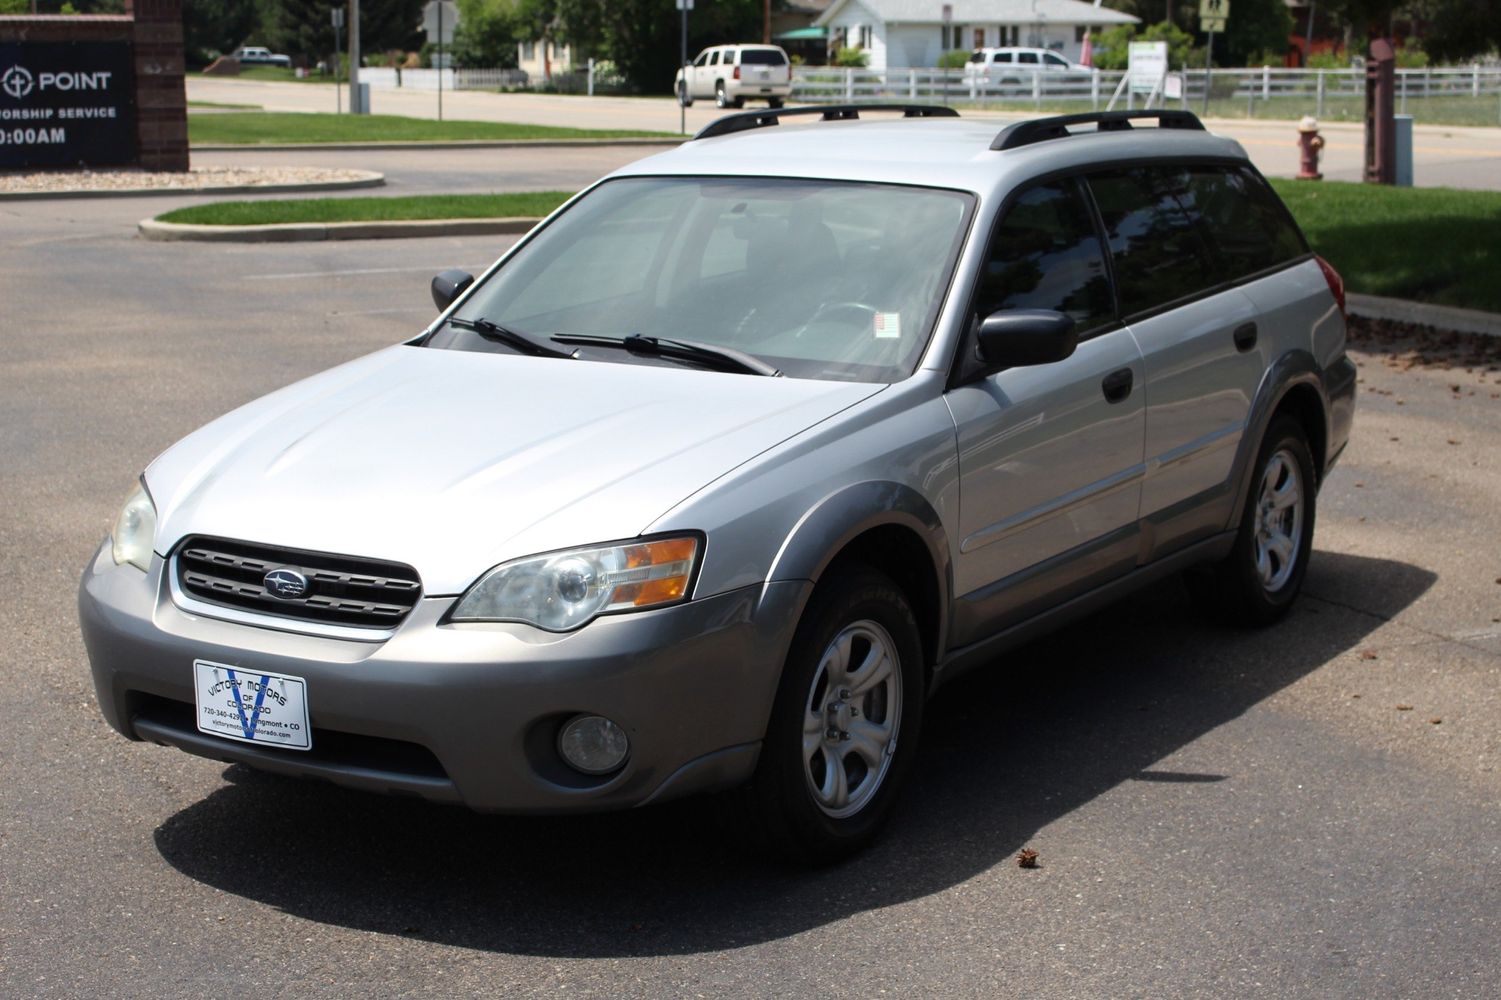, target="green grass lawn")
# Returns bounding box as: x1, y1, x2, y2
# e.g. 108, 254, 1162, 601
156, 192, 573, 226
1271, 179, 1501, 312
188, 111, 675, 144
158, 180, 1498, 314
236, 65, 336, 85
